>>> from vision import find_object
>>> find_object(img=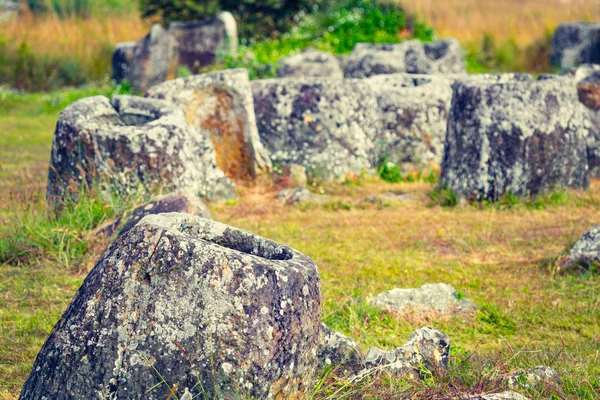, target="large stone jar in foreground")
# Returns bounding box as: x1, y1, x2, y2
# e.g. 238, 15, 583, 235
20, 213, 321, 399
147, 69, 271, 180
47, 95, 235, 205
440, 76, 590, 201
